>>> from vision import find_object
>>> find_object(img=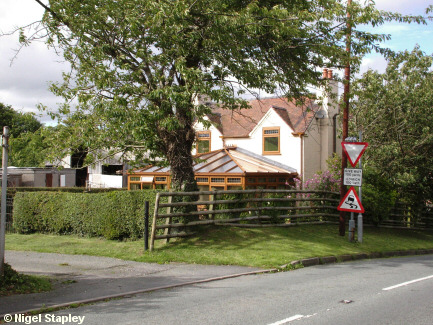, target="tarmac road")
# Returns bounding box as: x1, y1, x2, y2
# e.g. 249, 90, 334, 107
30, 254, 433, 325
1, 250, 268, 316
